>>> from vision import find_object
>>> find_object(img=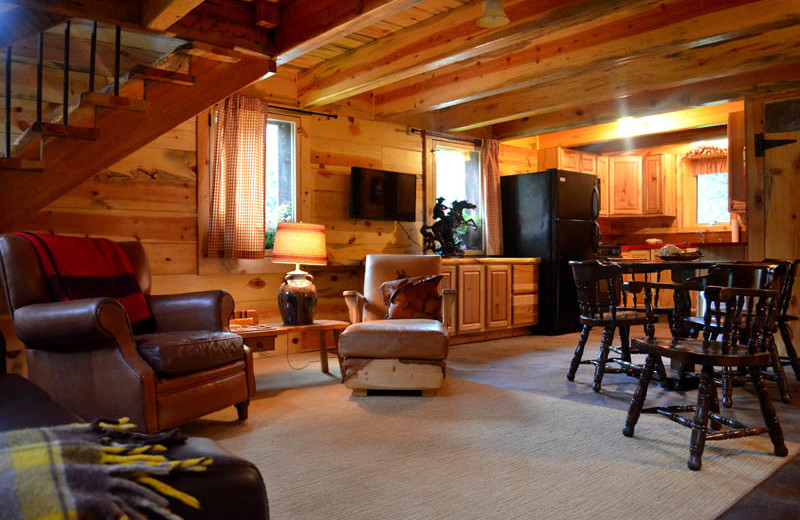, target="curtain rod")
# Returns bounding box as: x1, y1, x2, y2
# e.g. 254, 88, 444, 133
409, 128, 482, 146
269, 105, 338, 119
